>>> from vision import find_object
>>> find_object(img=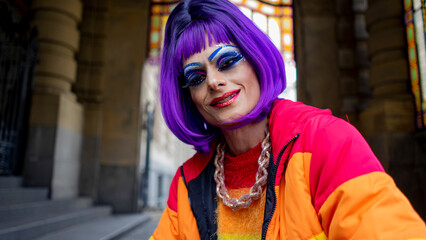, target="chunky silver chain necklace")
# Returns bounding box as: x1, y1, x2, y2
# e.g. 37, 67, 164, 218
213, 128, 271, 211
